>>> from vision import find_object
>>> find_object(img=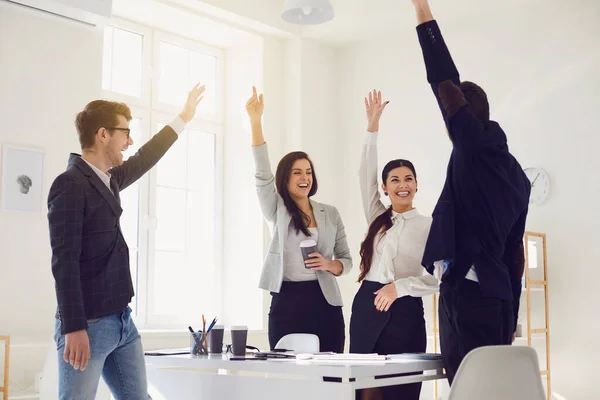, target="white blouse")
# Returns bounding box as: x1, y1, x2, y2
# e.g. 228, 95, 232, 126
359, 131, 440, 298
